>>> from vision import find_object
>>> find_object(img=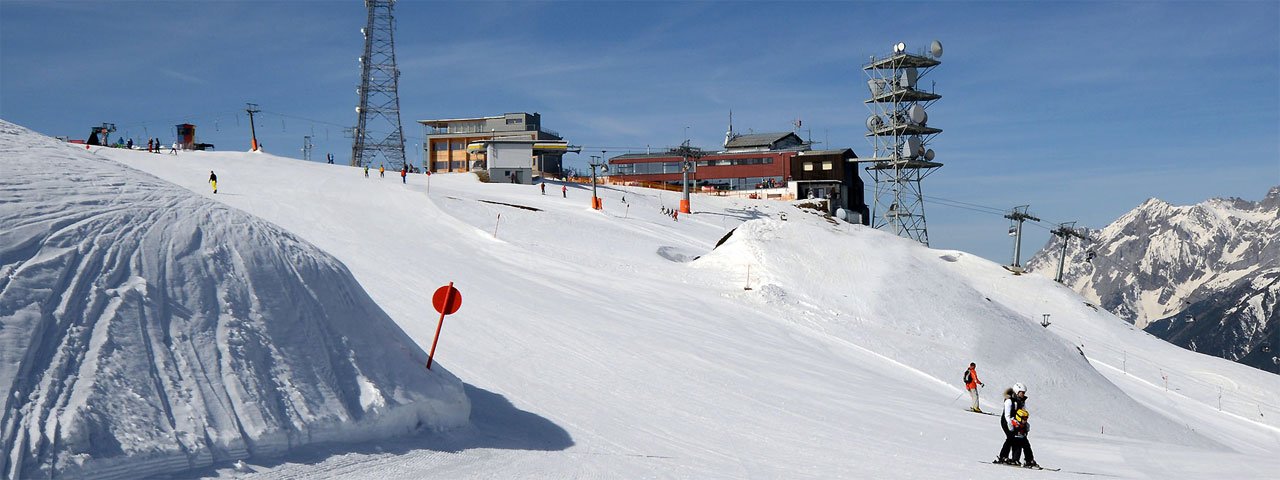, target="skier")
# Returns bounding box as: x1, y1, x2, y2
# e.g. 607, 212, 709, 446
379, 164, 385, 178
400, 165, 407, 184
964, 362, 985, 412
561, 185, 567, 198
993, 383, 1028, 465
541, 182, 546, 195
364, 165, 369, 178
208, 171, 218, 194
126, 138, 133, 149
147, 138, 154, 153
1009, 408, 1039, 468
